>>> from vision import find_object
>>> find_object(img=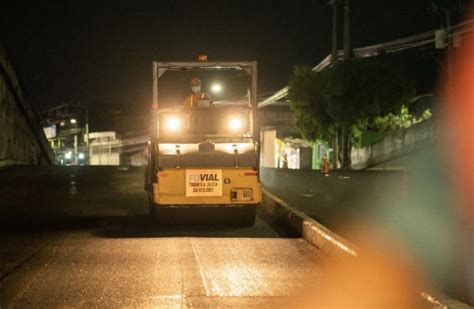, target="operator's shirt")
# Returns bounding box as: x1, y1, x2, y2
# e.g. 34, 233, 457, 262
183, 92, 212, 109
